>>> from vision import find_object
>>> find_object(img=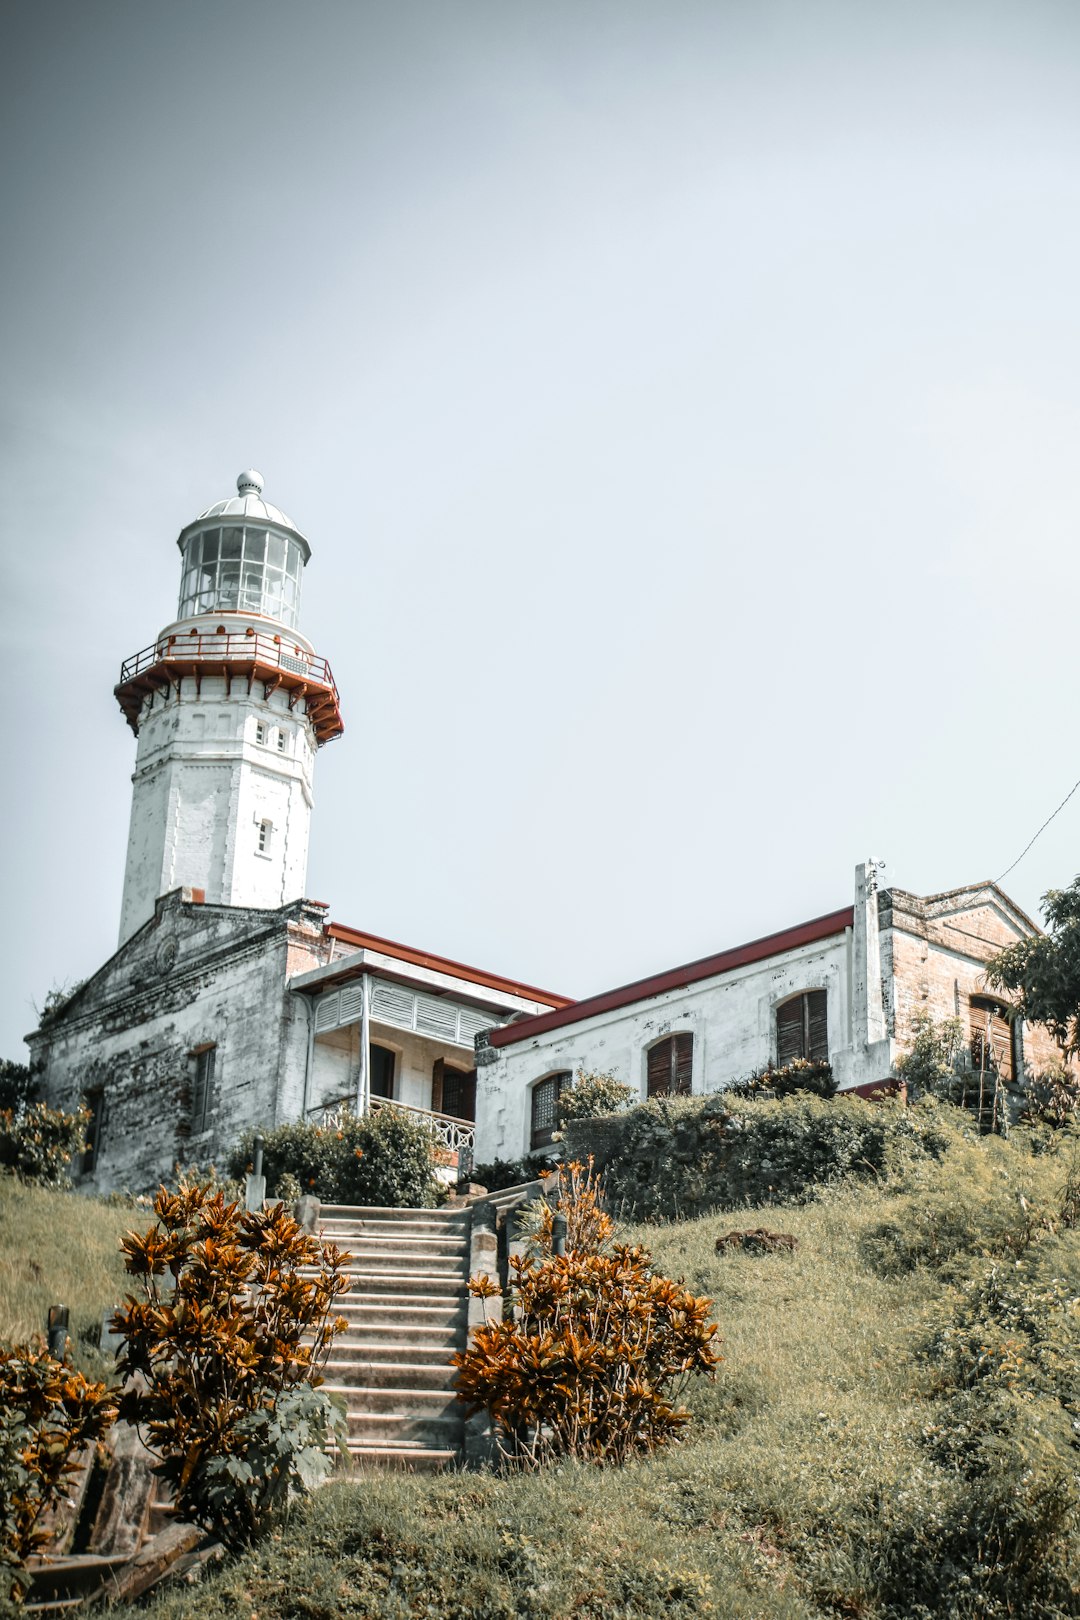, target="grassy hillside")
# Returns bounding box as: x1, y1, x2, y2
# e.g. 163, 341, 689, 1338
0, 1176, 134, 1374
128, 1118, 1080, 1620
